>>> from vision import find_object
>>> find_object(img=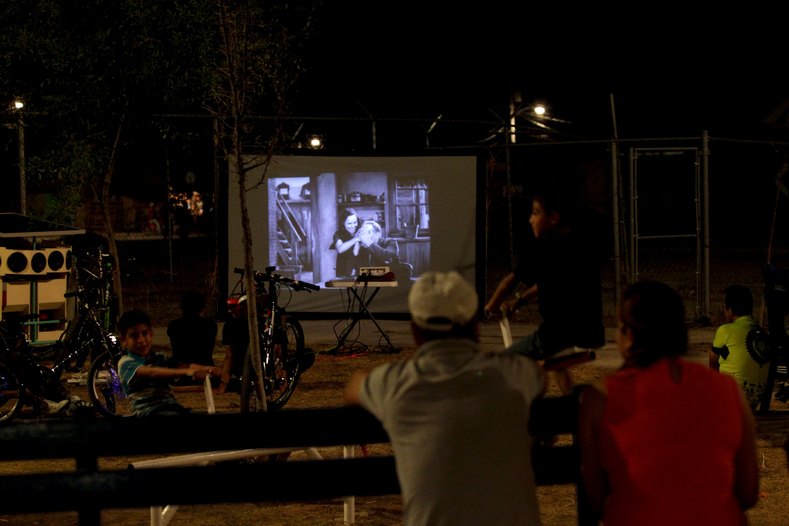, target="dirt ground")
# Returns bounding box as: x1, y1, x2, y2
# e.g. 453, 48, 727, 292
1, 316, 788, 525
